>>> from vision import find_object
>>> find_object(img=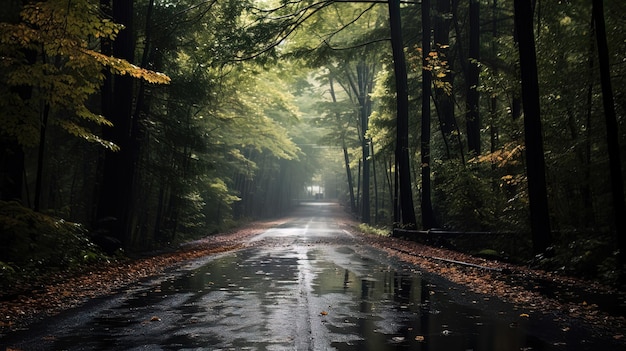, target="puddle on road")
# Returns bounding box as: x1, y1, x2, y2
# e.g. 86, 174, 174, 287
47, 246, 615, 351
